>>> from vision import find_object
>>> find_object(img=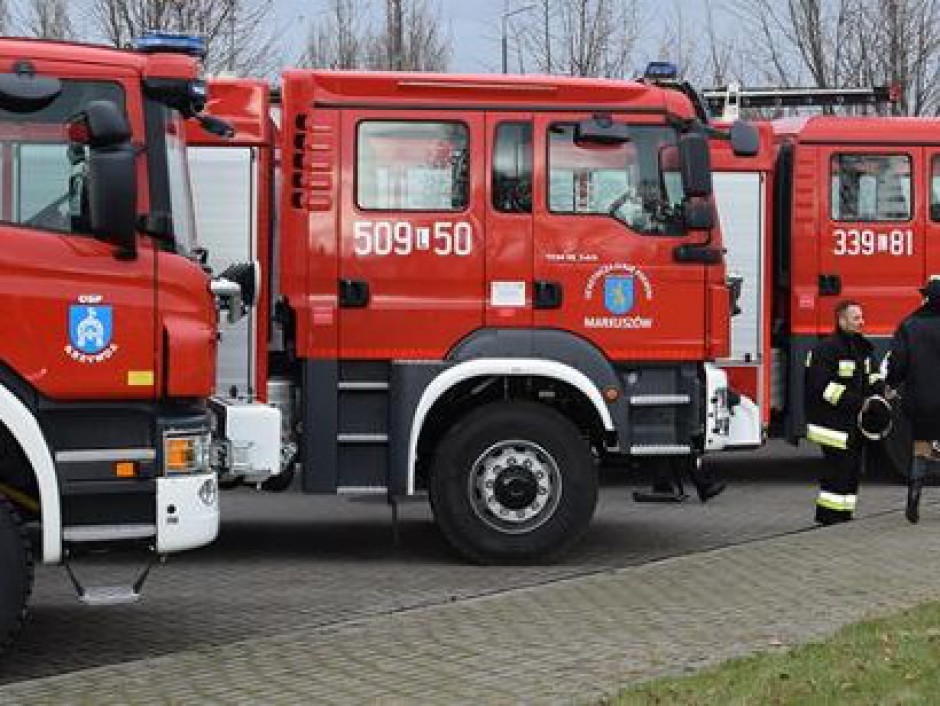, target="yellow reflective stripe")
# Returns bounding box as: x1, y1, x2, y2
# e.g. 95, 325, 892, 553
838, 360, 856, 378
869, 373, 882, 385
807, 423, 849, 450
816, 497, 846, 511
823, 382, 846, 406
816, 491, 857, 512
